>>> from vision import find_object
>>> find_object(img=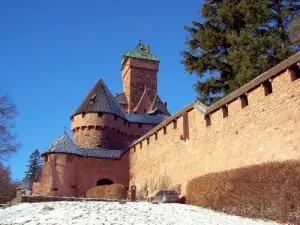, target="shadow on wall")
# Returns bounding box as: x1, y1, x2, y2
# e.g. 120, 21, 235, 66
186, 160, 300, 225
